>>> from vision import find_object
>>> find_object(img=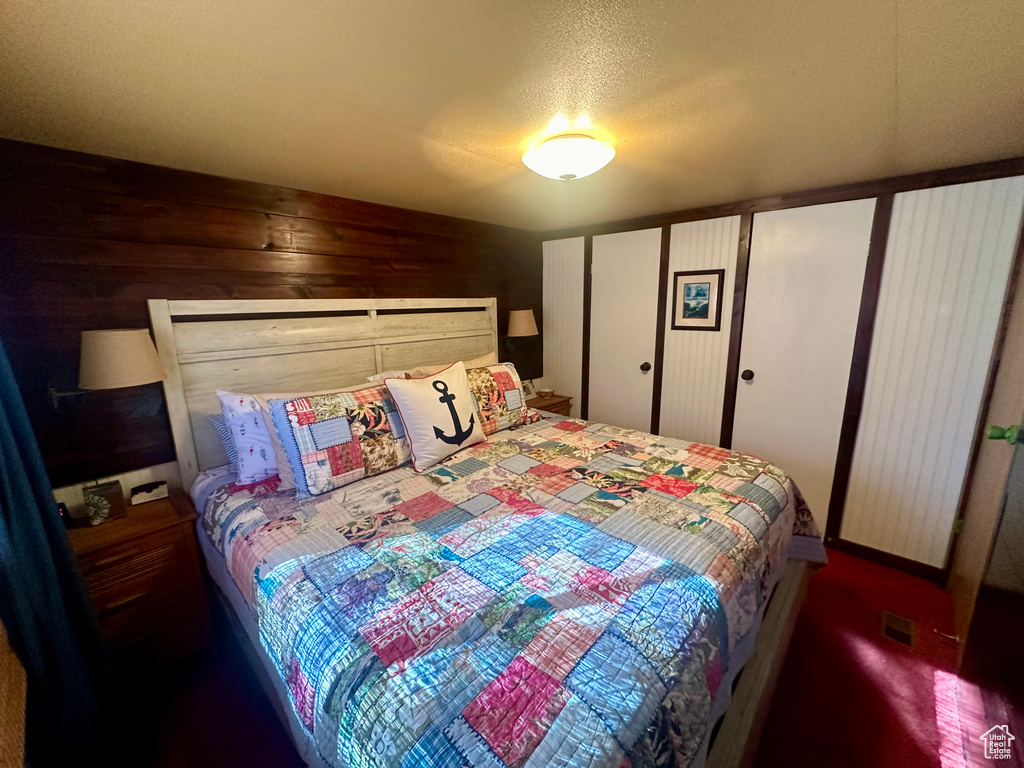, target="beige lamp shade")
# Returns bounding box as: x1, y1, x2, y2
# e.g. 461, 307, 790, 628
78, 329, 166, 390
508, 309, 539, 337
